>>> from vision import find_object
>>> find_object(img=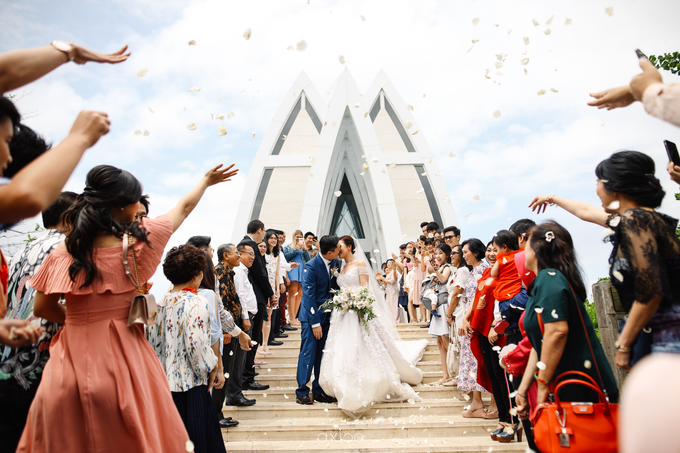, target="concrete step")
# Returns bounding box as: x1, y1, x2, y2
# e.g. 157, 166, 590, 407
243, 386, 459, 402
221, 414, 504, 442
252, 361, 445, 376
247, 370, 447, 389
256, 350, 442, 364
223, 399, 476, 421
266, 338, 438, 349
220, 437, 525, 452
